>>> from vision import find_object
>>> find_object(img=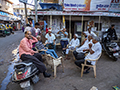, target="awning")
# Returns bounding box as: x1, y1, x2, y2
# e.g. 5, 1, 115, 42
31, 11, 120, 17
